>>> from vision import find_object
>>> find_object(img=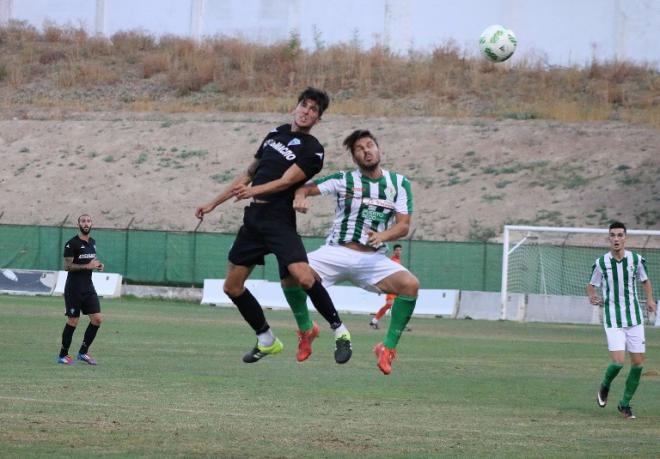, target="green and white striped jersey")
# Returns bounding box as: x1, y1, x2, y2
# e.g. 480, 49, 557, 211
314, 169, 413, 253
589, 250, 649, 328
